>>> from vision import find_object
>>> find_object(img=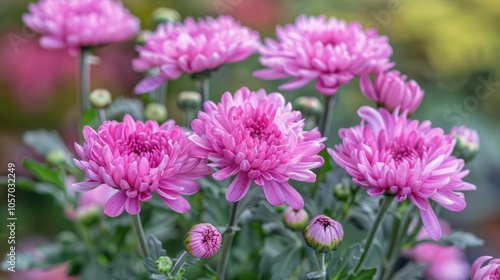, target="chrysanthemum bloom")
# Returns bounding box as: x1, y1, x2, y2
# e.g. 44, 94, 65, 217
72, 115, 209, 217
282, 207, 309, 231
360, 71, 424, 114
471, 256, 500, 280
405, 220, 469, 280
450, 125, 480, 162
254, 15, 393, 95
303, 215, 343, 253
22, 0, 139, 52
184, 223, 222, 258
190, 87, 325, 209
133, 16, 259, 94
328, 106, 476, 240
